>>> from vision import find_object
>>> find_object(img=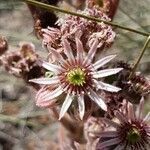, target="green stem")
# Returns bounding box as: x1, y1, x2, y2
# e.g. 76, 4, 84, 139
25, 0, 150, 37
129, 36, 150, 79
